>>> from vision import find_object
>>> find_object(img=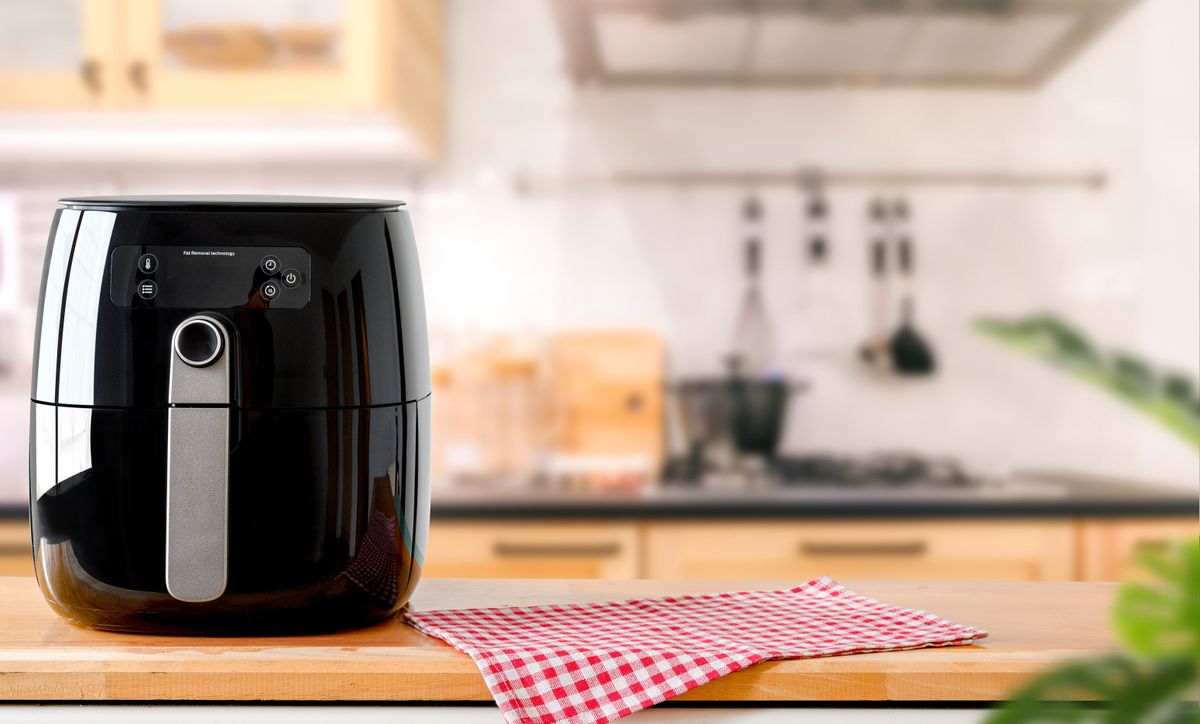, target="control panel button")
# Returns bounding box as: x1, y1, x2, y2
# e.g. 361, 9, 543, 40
137, 253, 158, 274
260, 255, 281, 275
260, 280, 280, 300
137, 279, 158, 300
174, 319, 224, 368
281, 268, 300, 288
